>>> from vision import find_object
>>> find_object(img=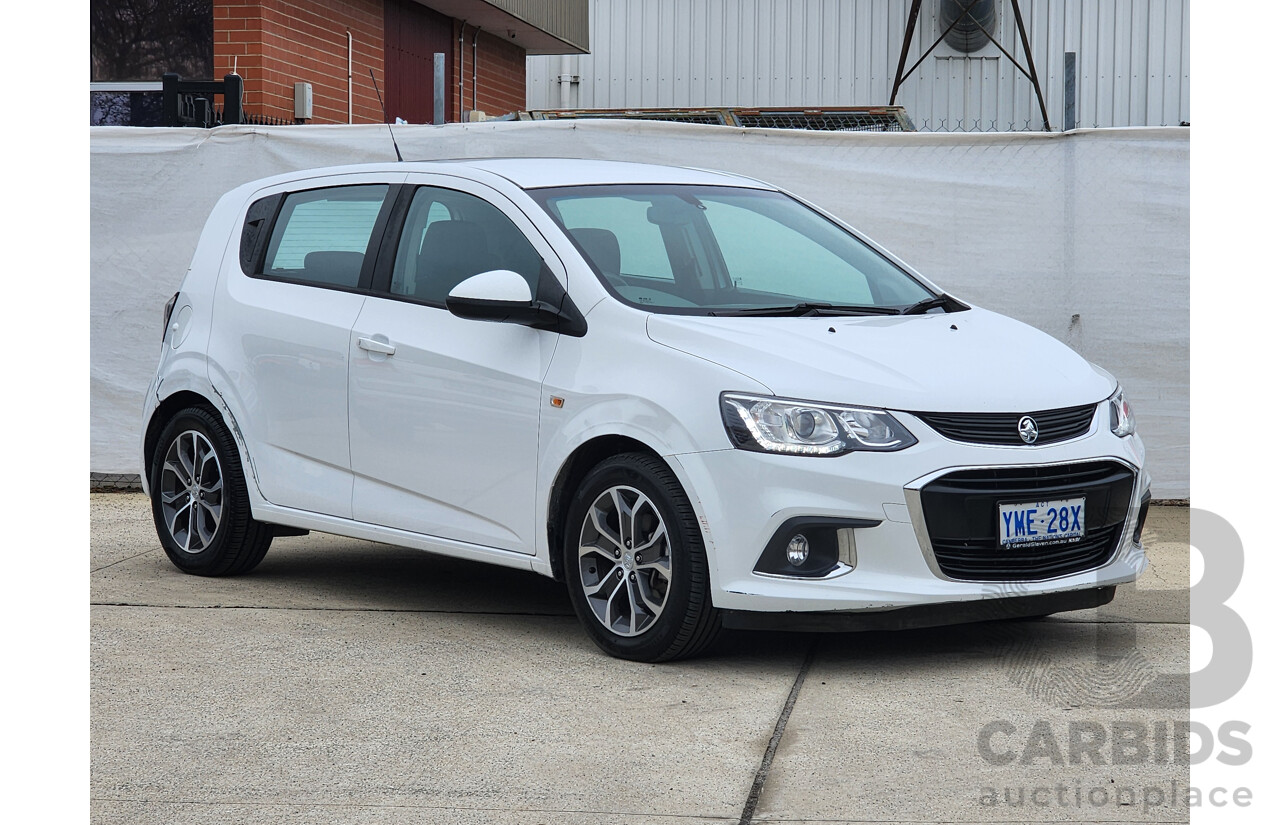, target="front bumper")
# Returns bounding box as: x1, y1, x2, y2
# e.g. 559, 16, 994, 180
721, 586, 1116, 632
669, 408, 1149, 615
